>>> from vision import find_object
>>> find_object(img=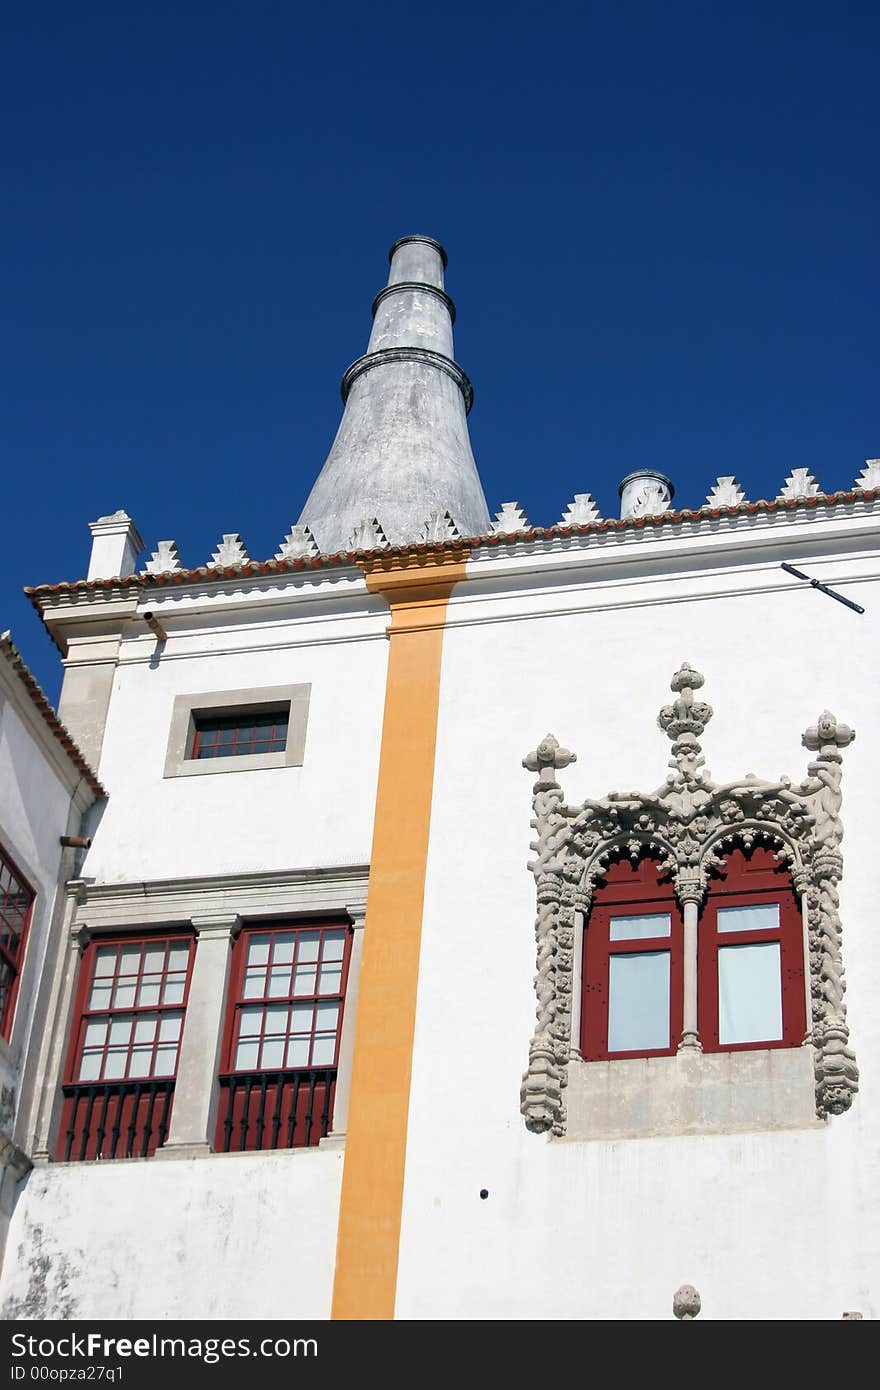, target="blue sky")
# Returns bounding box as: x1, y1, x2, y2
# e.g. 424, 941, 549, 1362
3, 2, 877, 702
